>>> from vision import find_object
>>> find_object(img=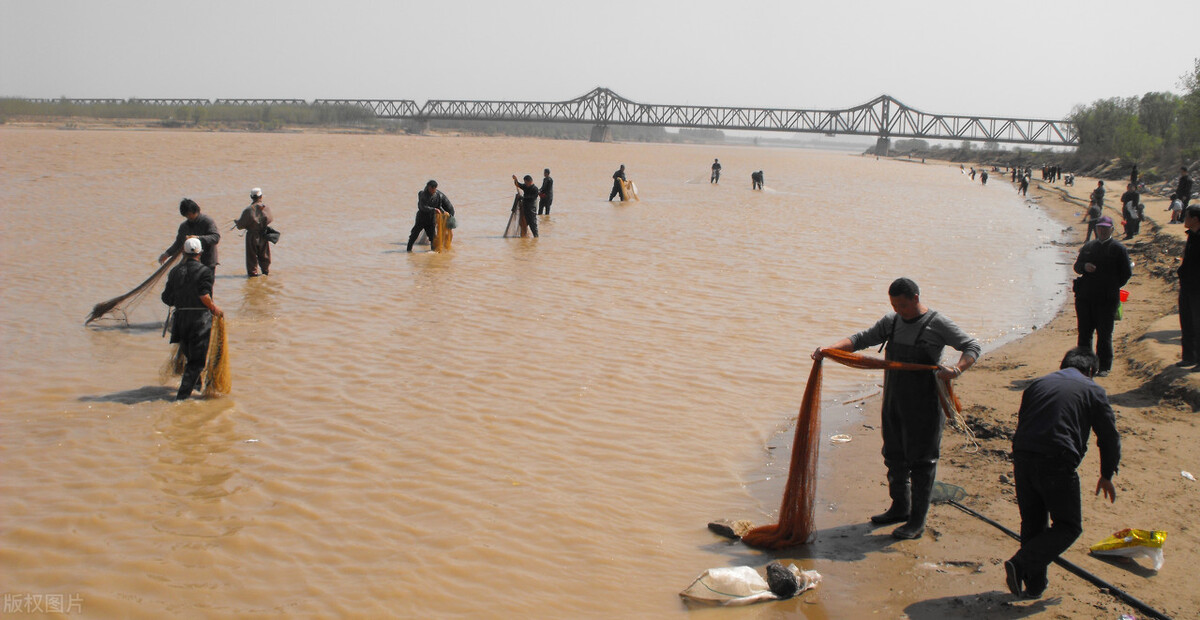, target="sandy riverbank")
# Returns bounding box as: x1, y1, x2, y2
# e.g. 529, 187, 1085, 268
748, 169, 1199, 619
